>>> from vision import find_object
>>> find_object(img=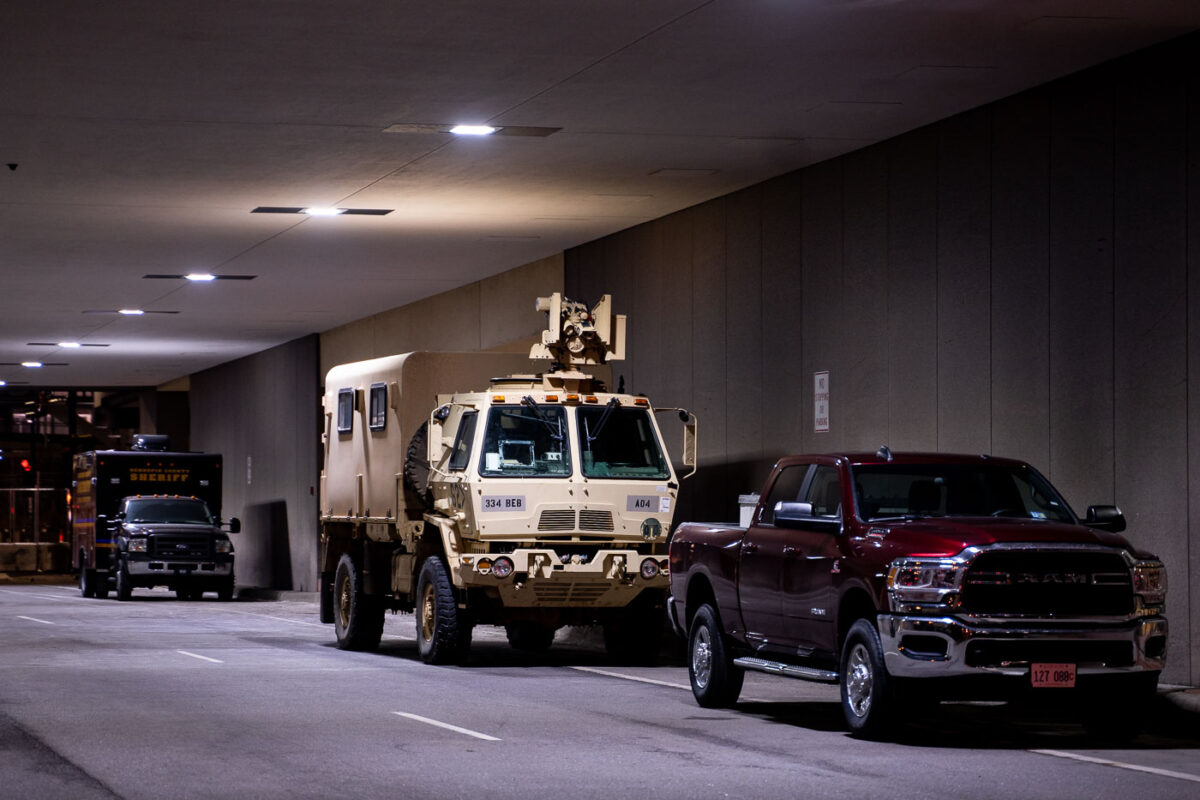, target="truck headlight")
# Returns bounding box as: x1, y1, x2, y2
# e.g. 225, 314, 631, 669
887, 556, 966, 609
215, 539, 234, 555
127, 538, 148, 553
1132, 560, 1166, 606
